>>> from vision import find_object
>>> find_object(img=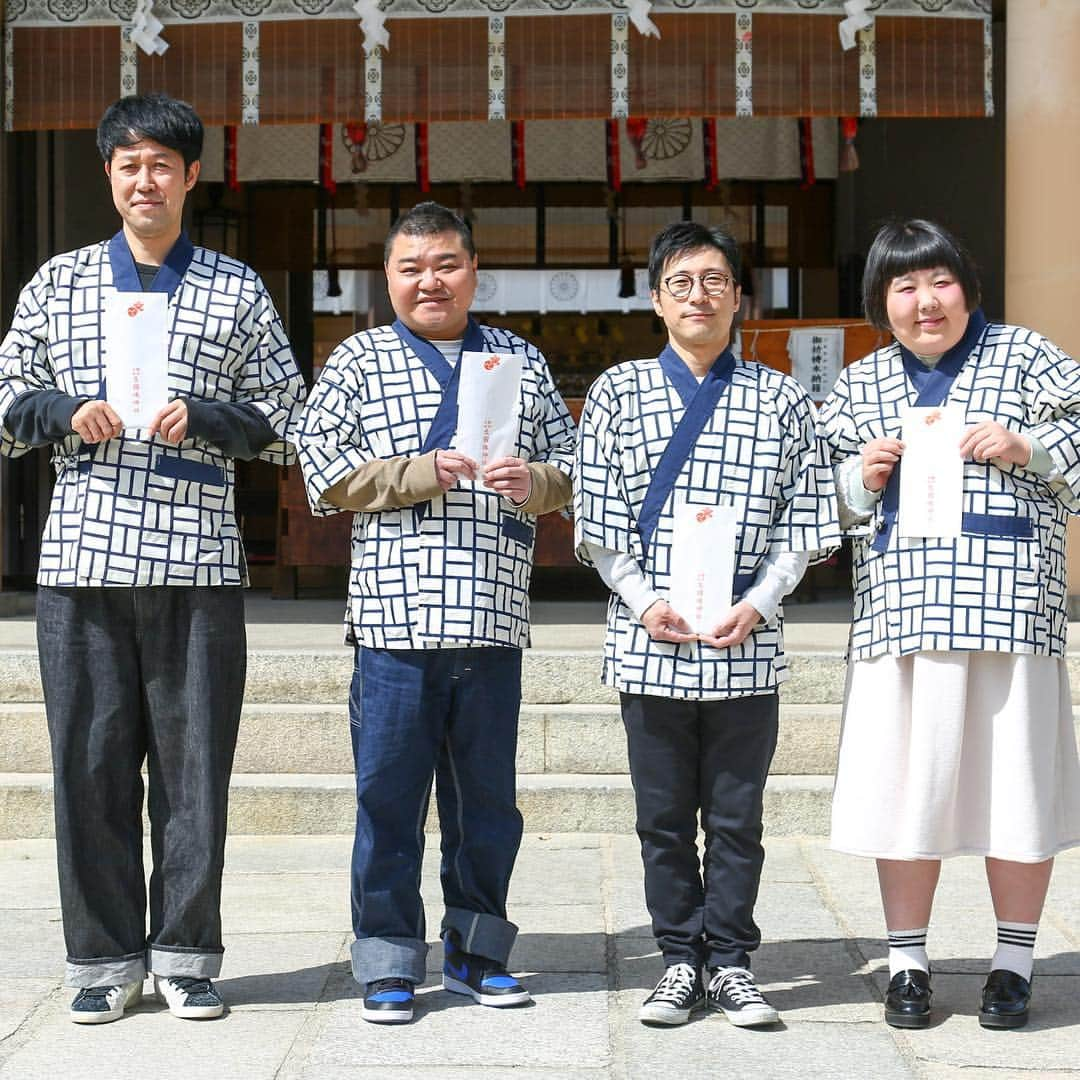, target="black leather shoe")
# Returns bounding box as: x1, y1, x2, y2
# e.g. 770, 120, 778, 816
979, 969, 1031, 1029
884, 968, 932, 1028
